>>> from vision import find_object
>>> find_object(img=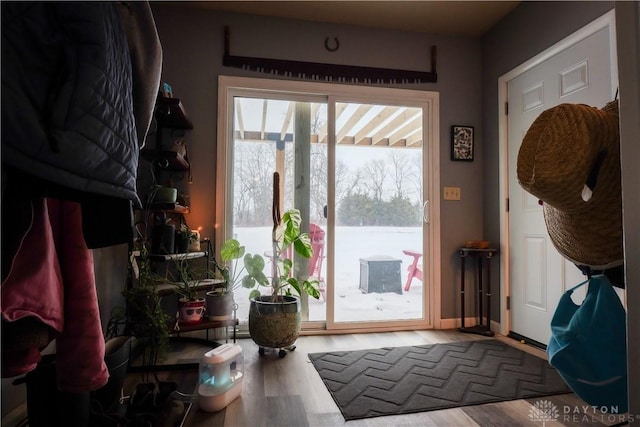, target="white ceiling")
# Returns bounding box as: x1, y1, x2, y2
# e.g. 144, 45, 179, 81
172, 1, 521, 37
